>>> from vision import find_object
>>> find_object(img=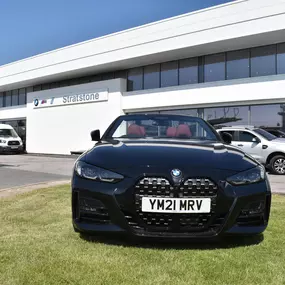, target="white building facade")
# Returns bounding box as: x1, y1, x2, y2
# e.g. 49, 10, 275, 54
1, 0, 285, 154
